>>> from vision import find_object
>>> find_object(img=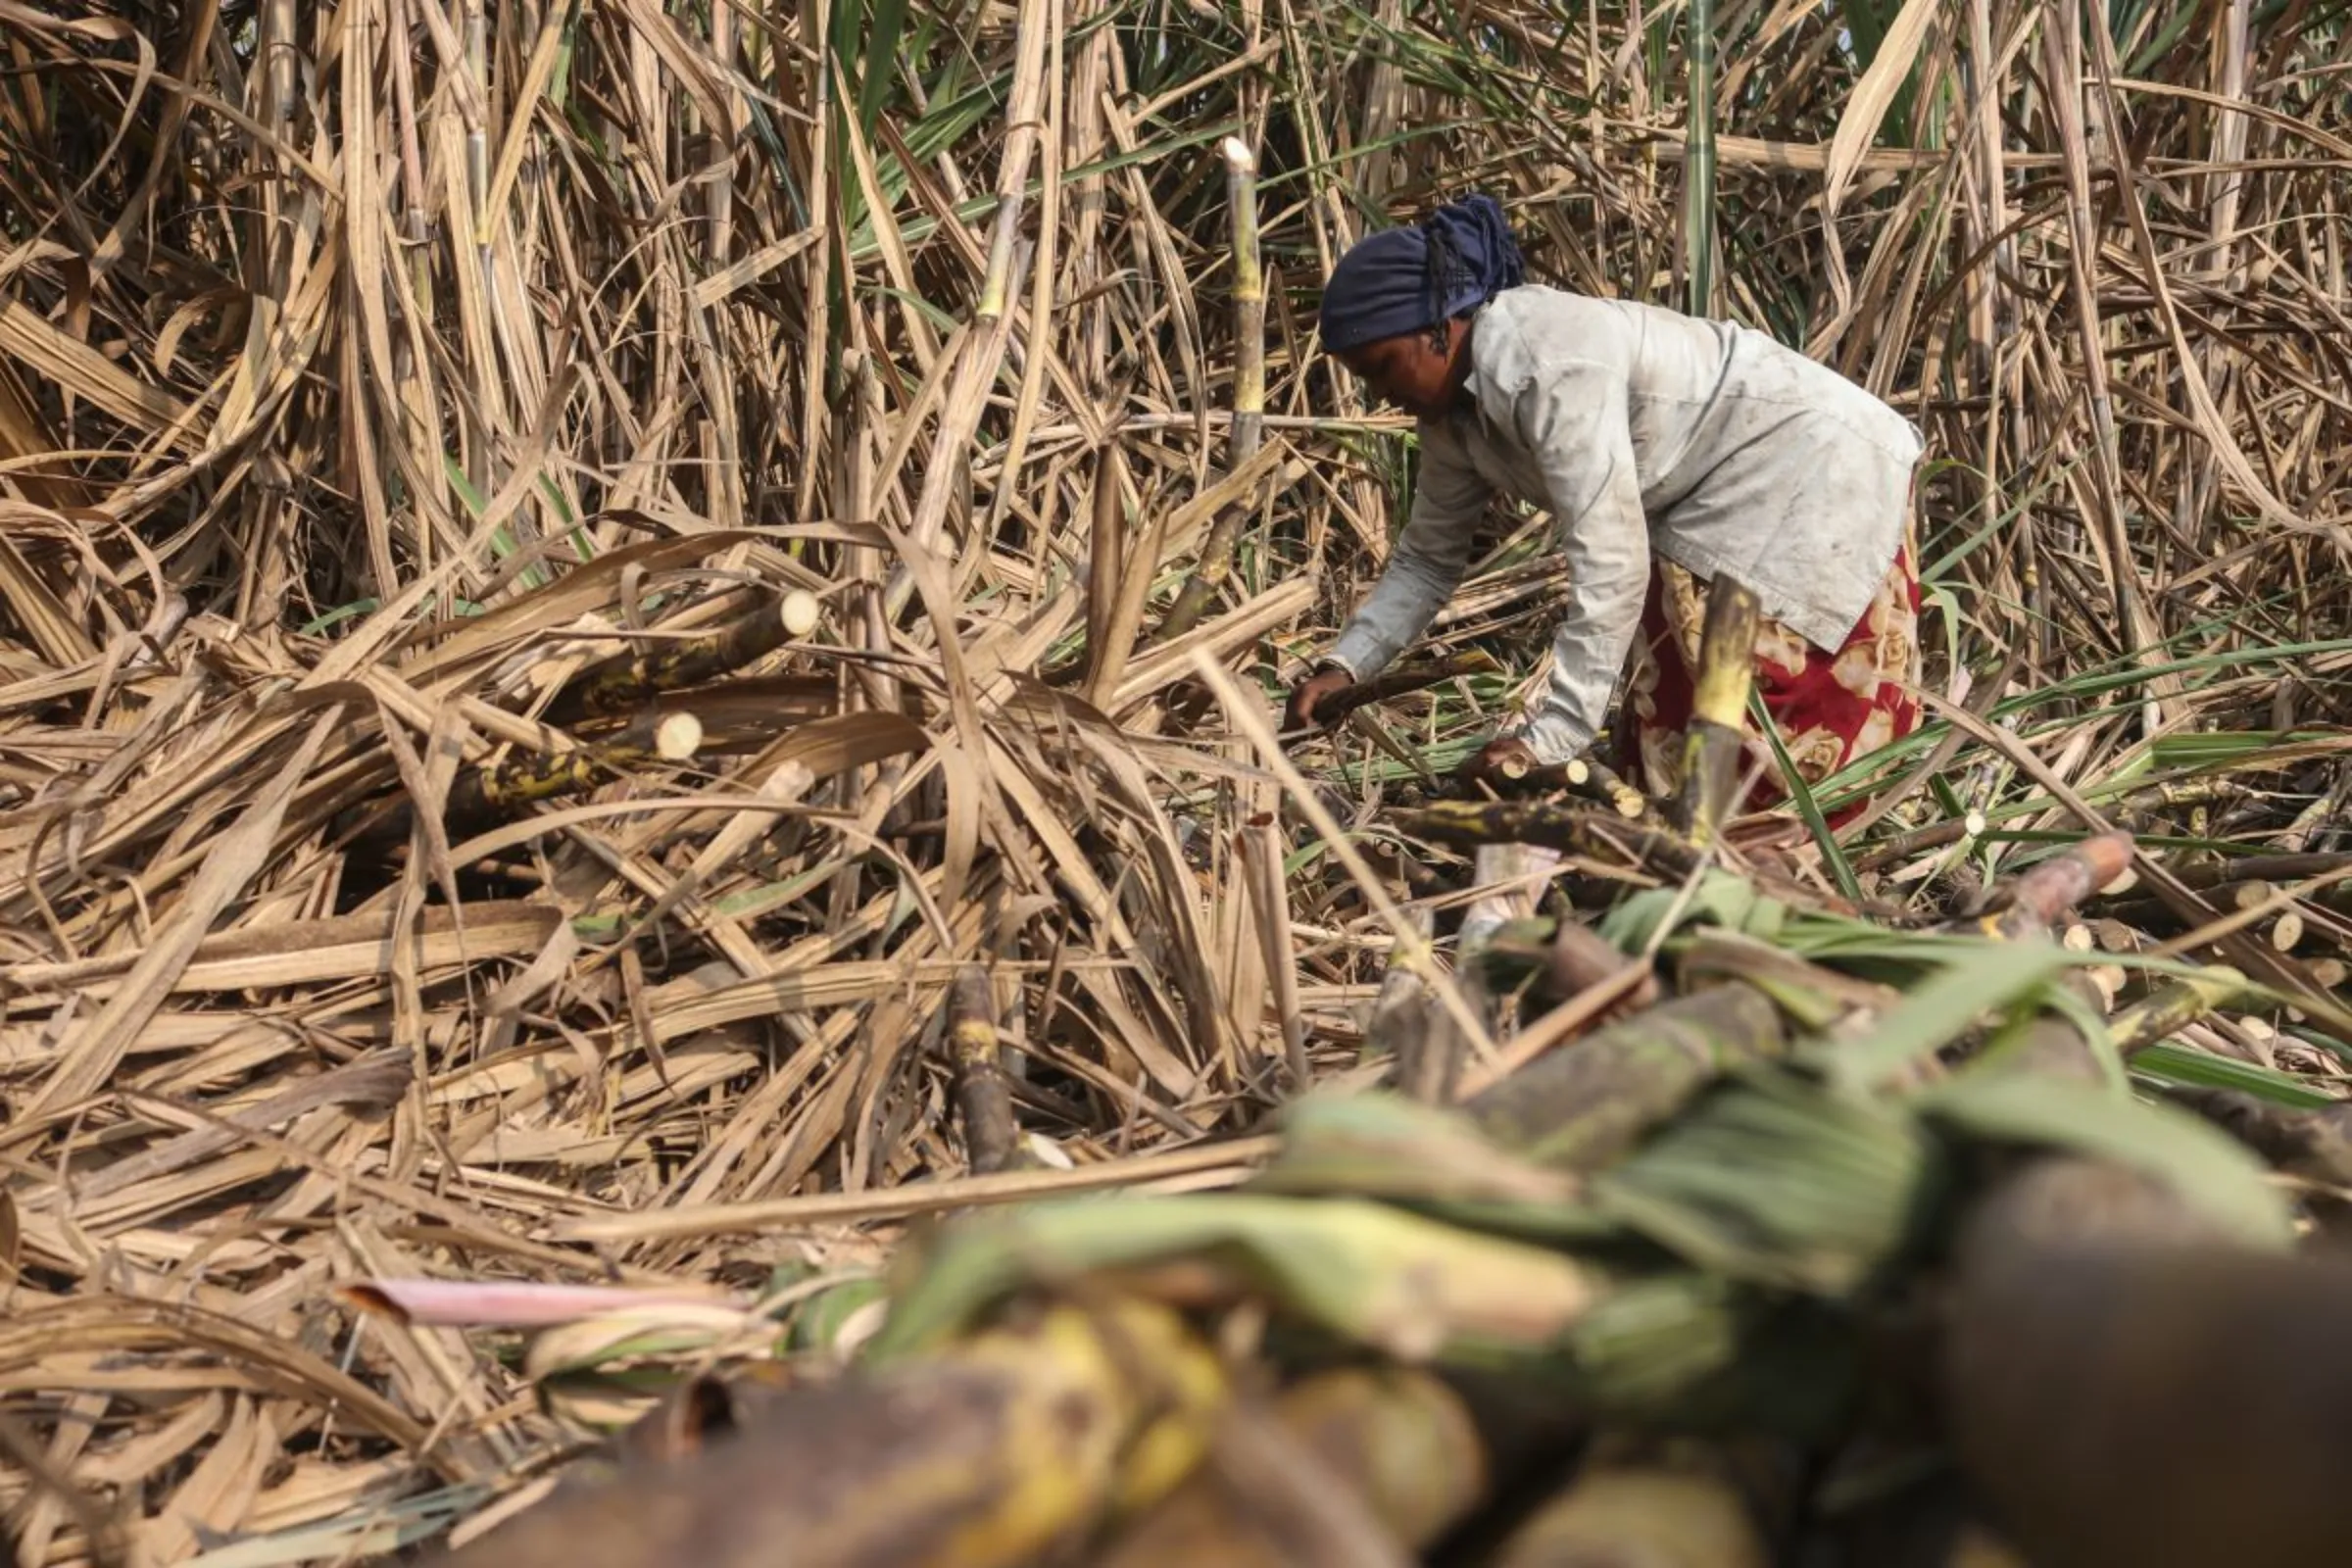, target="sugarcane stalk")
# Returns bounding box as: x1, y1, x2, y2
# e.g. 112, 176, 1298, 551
1497, 755, 1592, 791
450, 711, 705, 817
1673, 577, 1761, 847
342, 710, 705, 853
1944, 1160, 2352, 1568
1466, 982, 1788, 1171
2111, 776, 2256, 819
1156, 138, 1265, 643
1968, 973, 2112, 1086
1312, 650, 1503, 725
1471, 917, 1662, 1022
1579, 757, 1655, 819
1958, 831, 2135, 942
948, 966, 1020, 1177
1486, 753, 1659, 827
1397, 798, 1708, 885
546, 591, 820, 724
2099, 853, 2352, 895
1094, 1370, 1488, 1568
422, 1298, 1227, 1568
1853, 809, 1992, 872
1550, 919, 1663, 1013
1490, 1462, 1771, 1568
2106, 876, 2352, 935
1224, 136, 1265, 467
2108, 967, 2248, 1055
